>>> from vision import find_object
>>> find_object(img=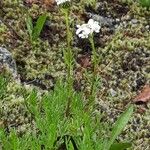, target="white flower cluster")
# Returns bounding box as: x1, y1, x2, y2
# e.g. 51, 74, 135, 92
55, 0, 70, 5
76, 19, 100, 38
